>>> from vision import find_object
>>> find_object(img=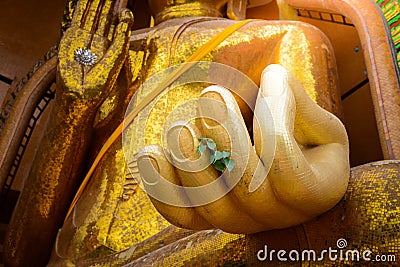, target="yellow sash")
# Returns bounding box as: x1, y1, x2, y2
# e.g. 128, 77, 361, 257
66, 19, 254, 220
